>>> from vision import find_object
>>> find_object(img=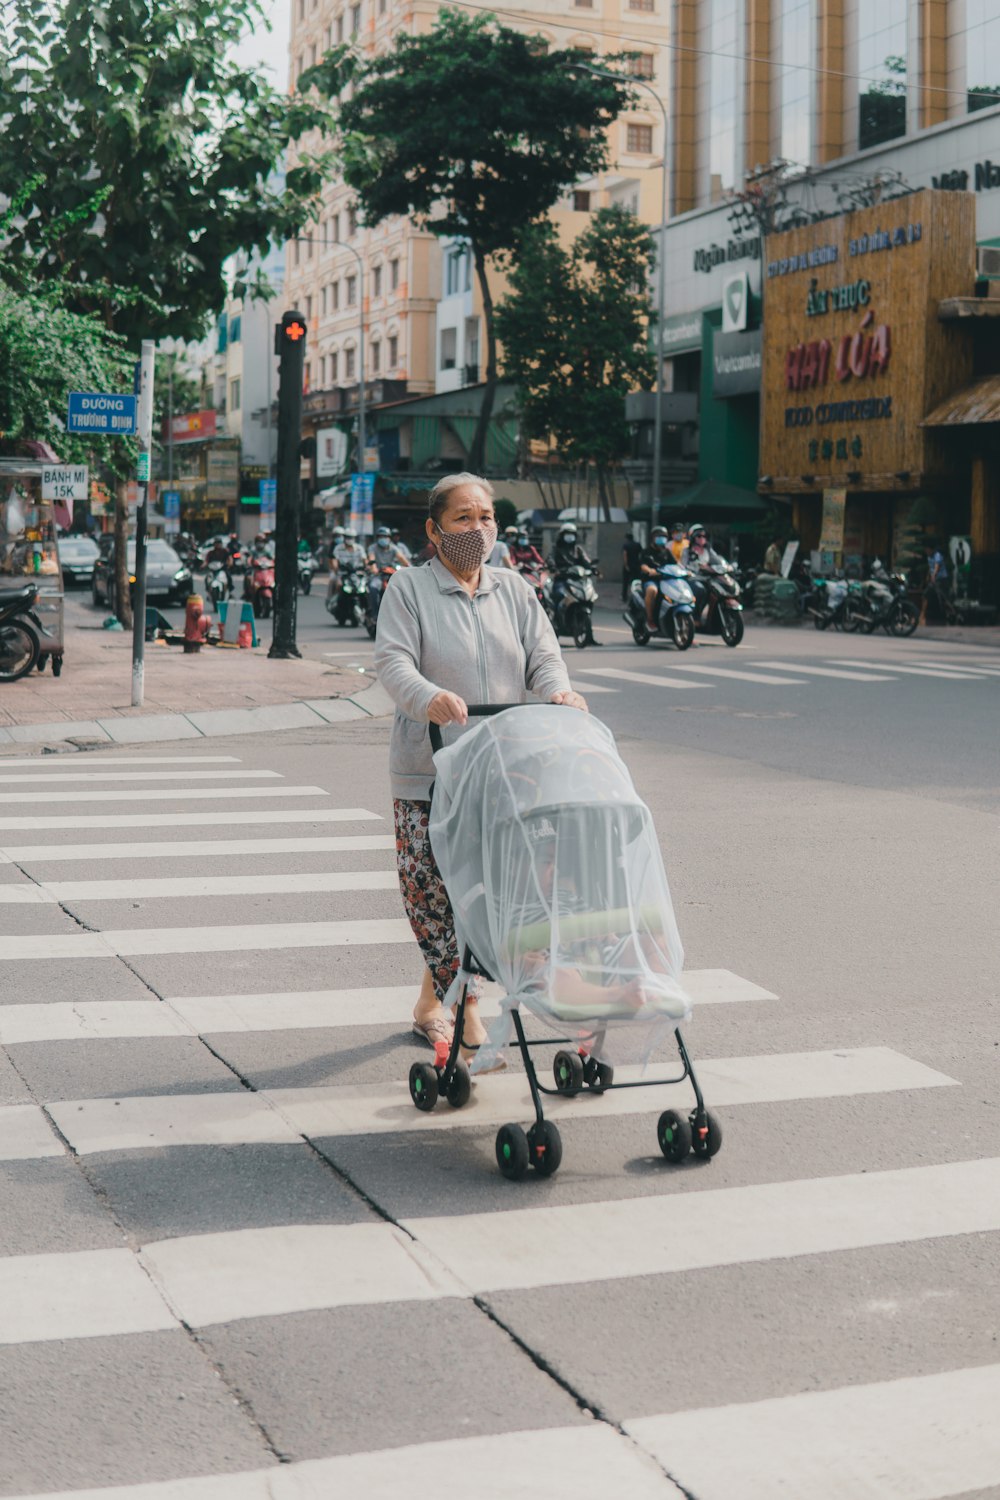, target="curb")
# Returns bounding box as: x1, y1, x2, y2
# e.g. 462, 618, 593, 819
0, 680, 395, 756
